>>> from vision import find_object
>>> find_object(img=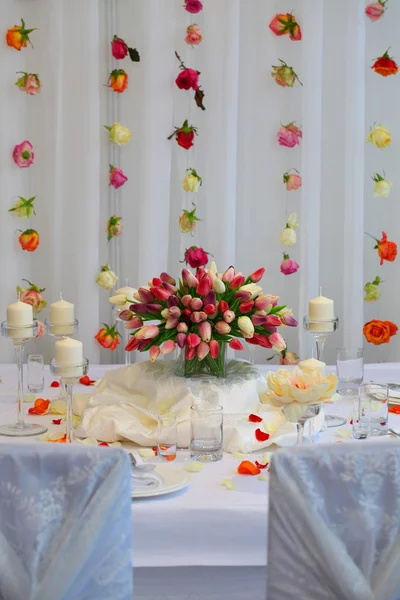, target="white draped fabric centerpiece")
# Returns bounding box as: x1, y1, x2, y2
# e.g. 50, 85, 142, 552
74, 360, 324, 452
